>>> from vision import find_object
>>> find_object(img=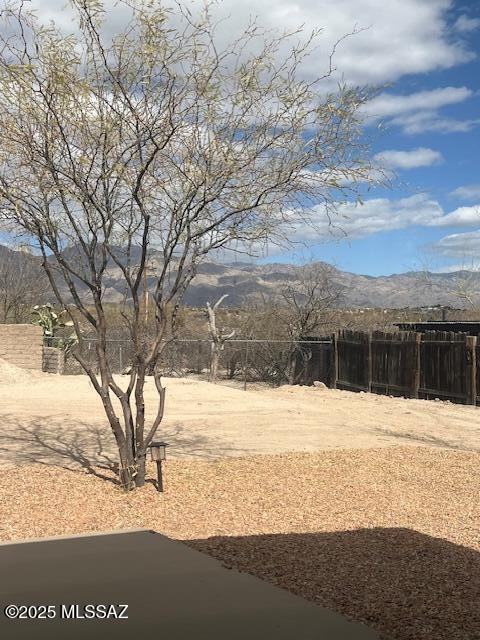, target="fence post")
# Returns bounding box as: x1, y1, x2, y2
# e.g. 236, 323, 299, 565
243, 340, 249, 391
465, 335, 477, 406
59, 350, 65, 375
331, 333, 338, 388
197, 341, 202, 375
412, 333, 421, 398
366, 332, 372, 392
